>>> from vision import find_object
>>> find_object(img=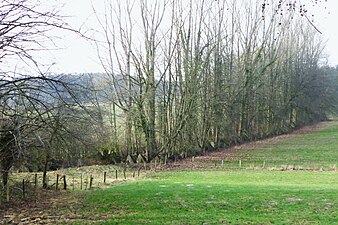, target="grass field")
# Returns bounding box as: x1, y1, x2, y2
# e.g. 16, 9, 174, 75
74, 170, 338, 224
1, 122, 338, 224
72, 122, 338, 224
